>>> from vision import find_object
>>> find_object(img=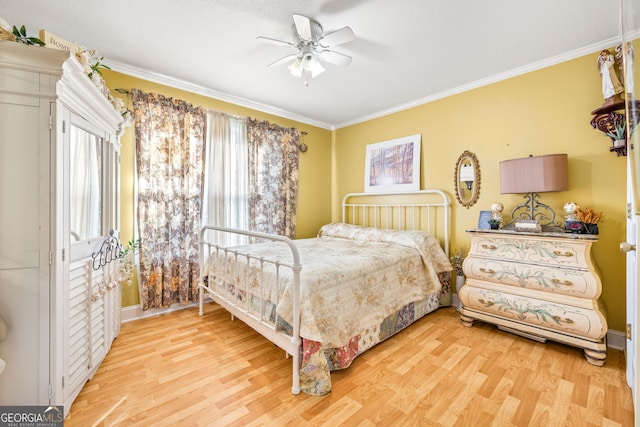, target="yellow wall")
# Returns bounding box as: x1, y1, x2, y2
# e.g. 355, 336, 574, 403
334, 51, 627, 332
102, 70, 333, 306
104, 49, 628, 332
